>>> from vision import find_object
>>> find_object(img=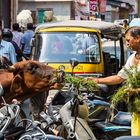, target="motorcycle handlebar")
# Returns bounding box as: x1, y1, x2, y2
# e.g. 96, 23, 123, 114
0, 104, 20, 133
88, 93, 105, 101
